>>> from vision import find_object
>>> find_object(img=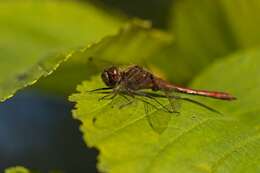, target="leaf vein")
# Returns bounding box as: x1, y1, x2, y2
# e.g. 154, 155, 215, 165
211, 133, 260, 172
146, 117, 232, 172
94, 106, 160, 143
